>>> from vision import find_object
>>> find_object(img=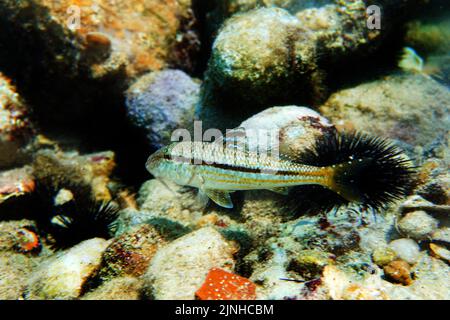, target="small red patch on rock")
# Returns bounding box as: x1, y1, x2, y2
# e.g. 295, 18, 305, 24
195, 268, 256, 300
16, 227, 41, 254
